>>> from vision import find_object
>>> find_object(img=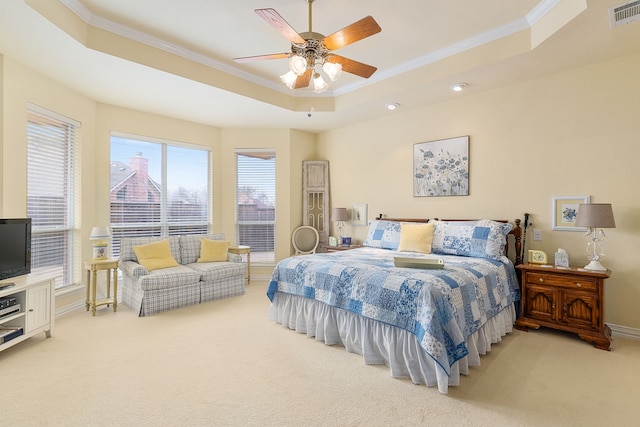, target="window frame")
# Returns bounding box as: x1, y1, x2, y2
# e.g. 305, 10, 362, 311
109, 133, 212, 258
235, 149, 276, 265
27, 103, 80, 289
